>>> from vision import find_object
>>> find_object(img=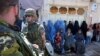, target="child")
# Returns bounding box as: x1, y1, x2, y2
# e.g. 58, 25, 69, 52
64, 28, 75, 52
75, 29, 85, 55
54, 31, 62, 54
